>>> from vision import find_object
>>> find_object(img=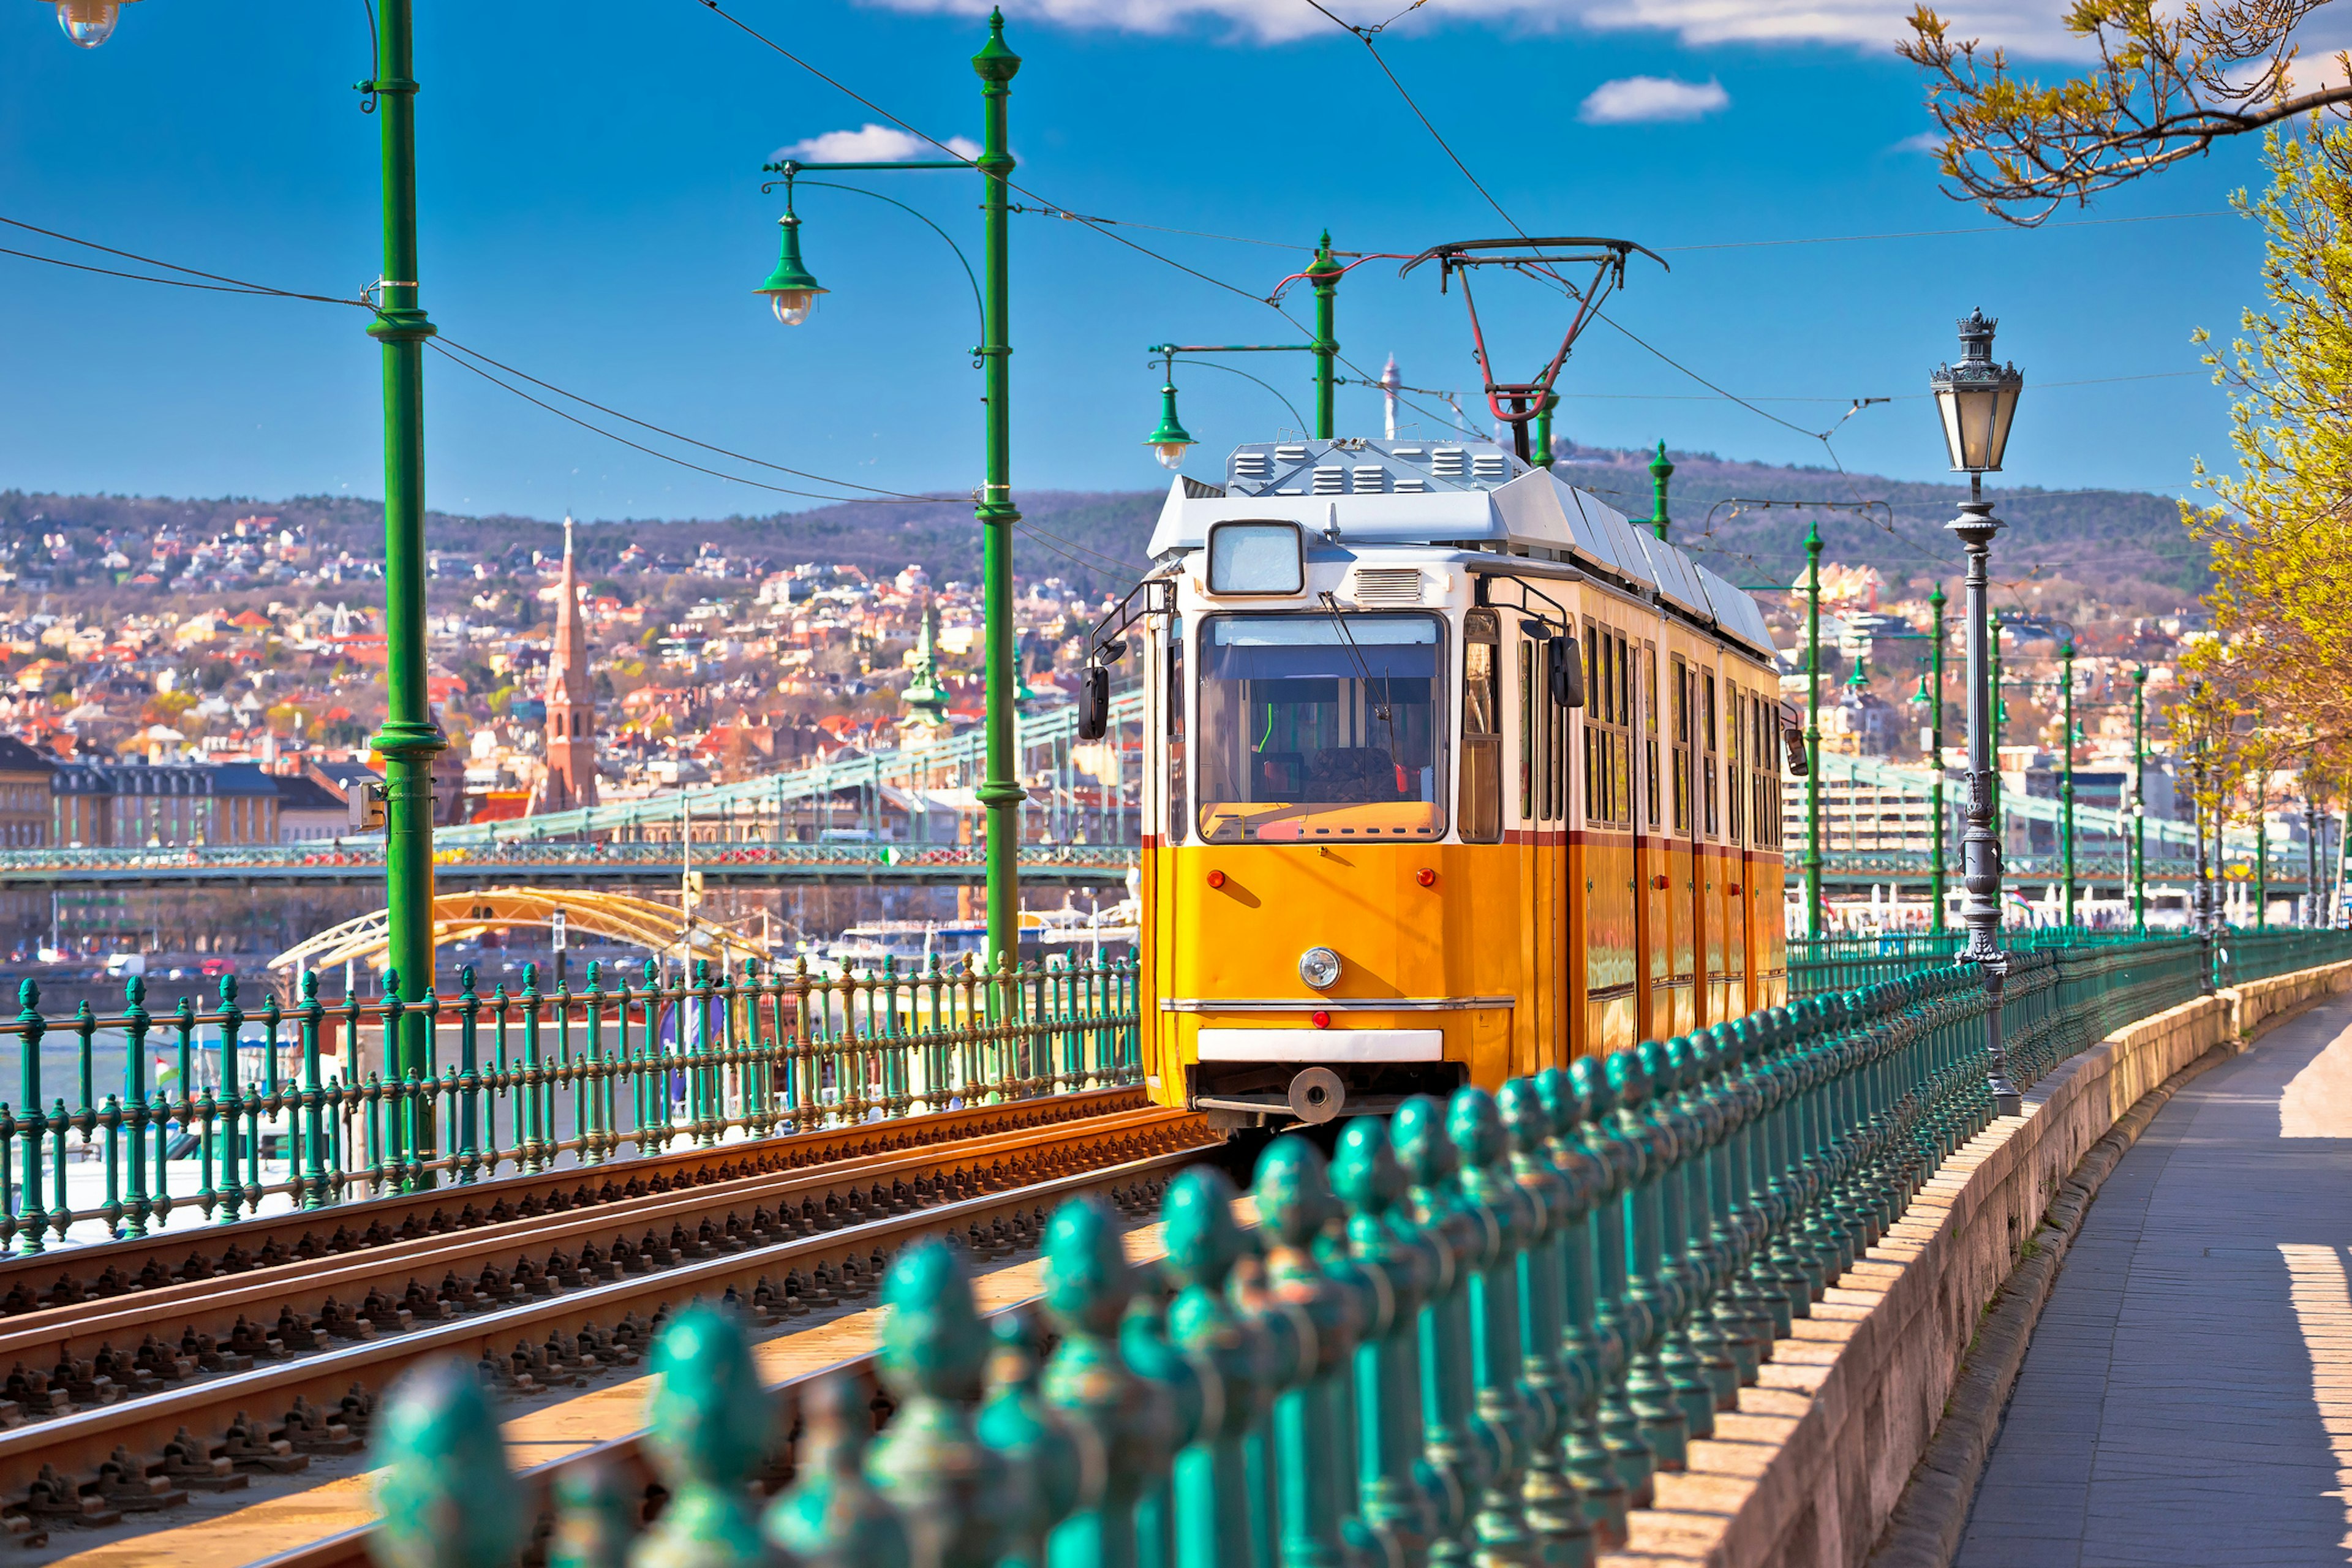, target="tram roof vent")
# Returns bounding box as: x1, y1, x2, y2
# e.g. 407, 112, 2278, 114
1430, 448, 1468, 478
1471, 452, 1510, 483
1311, 464, 1347, 494
1352, 465, 1389, 492
1231, 451, 1272, 484
1274, 443, 1311, 464
1346, 567, 1427, 607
